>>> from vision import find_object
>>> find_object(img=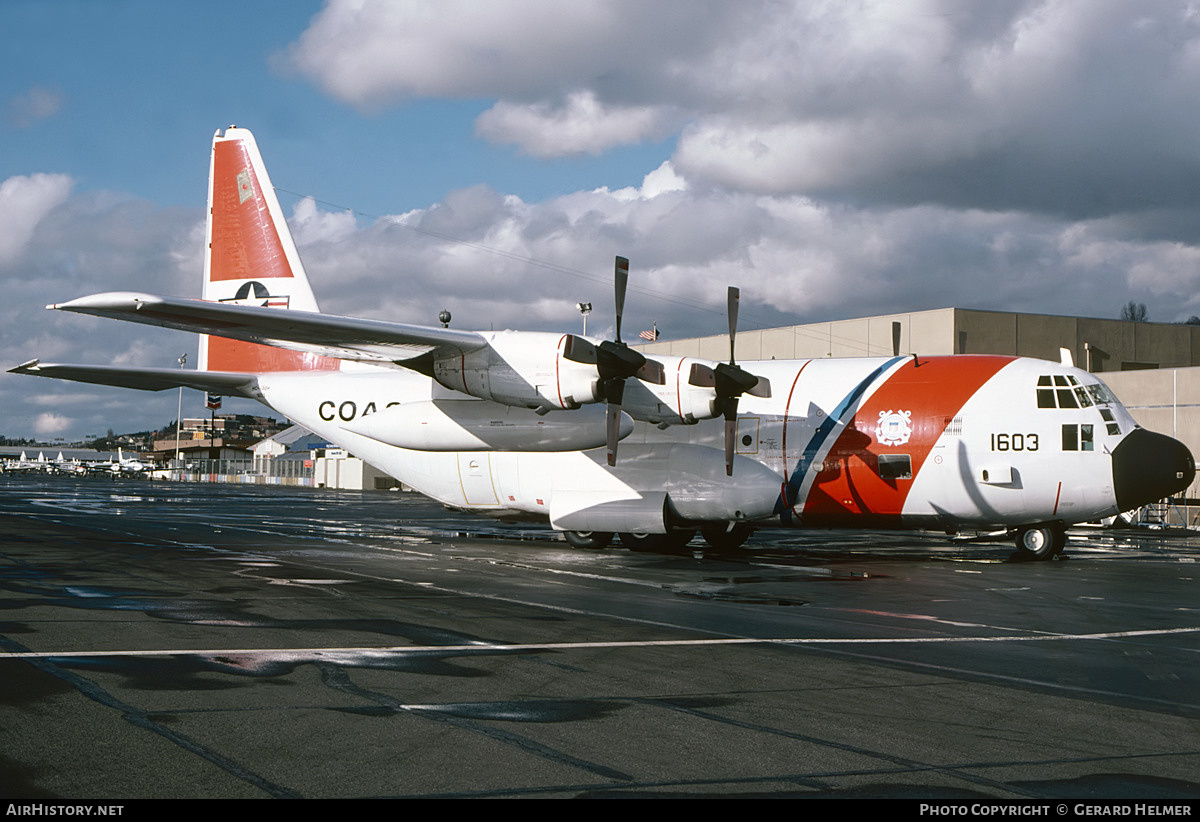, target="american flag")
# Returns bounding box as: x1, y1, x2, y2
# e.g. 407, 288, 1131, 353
639, 324, 659, 341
